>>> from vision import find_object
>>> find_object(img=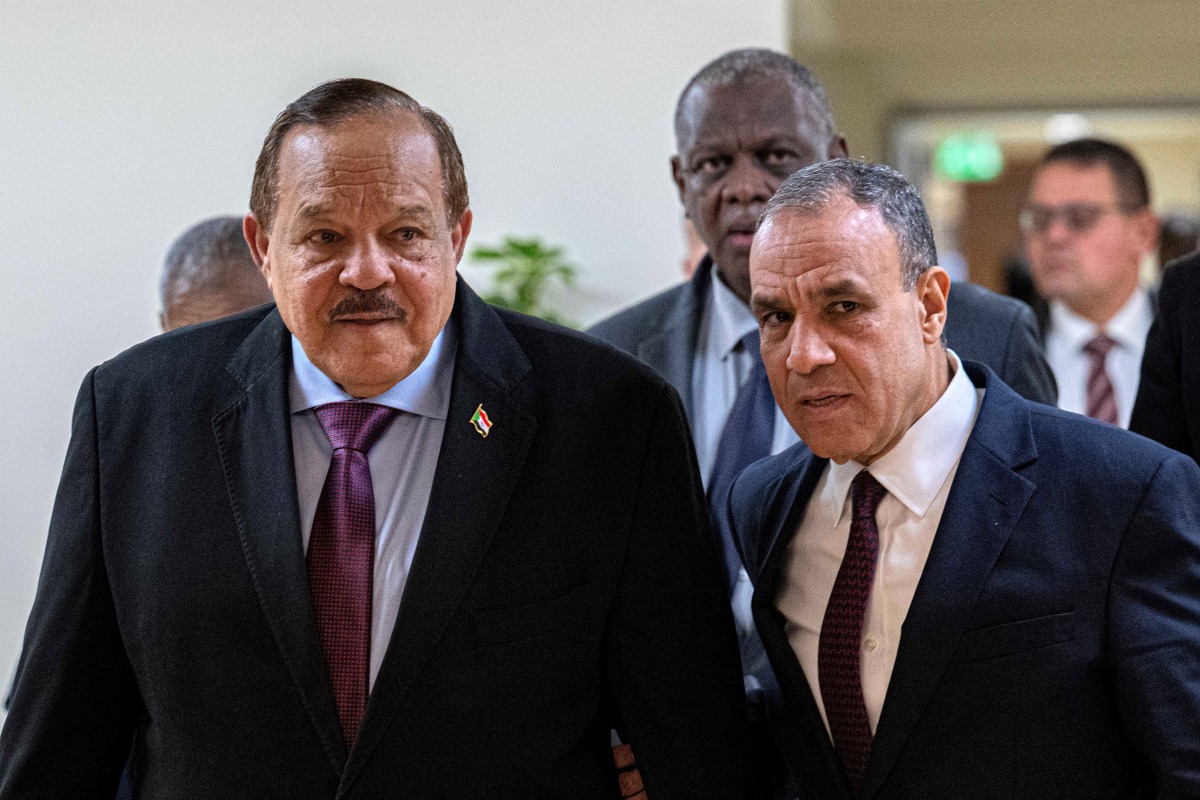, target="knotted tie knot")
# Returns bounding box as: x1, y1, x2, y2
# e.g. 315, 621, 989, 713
1083, 334, 1116, 363
850, 470, 887, 528
314, 402, 399, 453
